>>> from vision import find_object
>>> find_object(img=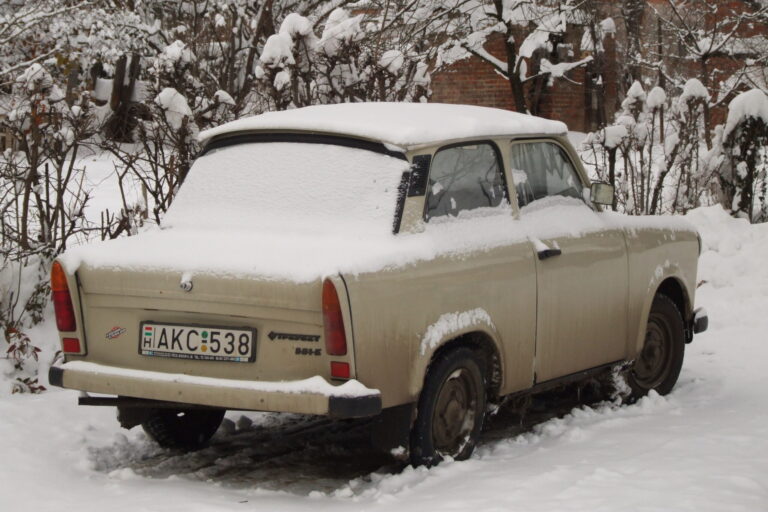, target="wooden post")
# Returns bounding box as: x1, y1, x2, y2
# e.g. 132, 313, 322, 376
110, 55, 127, 112
65, 67, 79, 107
